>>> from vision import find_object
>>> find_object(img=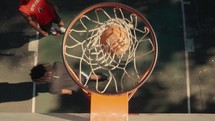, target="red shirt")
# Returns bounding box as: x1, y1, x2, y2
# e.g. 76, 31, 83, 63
19, 0, 56, 25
